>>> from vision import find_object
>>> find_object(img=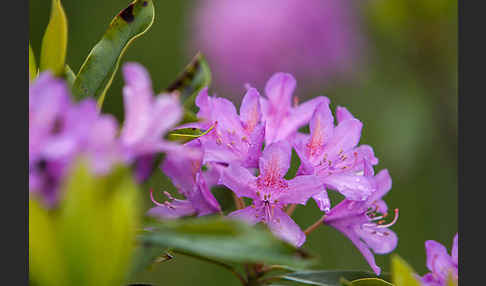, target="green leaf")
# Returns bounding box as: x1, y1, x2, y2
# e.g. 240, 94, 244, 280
64, 65, 76, 86
72, 0, 155, 106
280, 270, 389, 286
29, 43, 37, 81
348, 278, 393, 286
391, 255, 421, 286
40, 0, 68, 76
167, 123, 216, 143
165, 52, 212, 111
29, 159, 141, 286
140, 216, 310, 268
